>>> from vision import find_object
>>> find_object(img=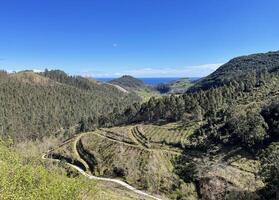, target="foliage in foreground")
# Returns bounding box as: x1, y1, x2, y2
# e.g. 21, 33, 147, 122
0, 138, 93, 200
